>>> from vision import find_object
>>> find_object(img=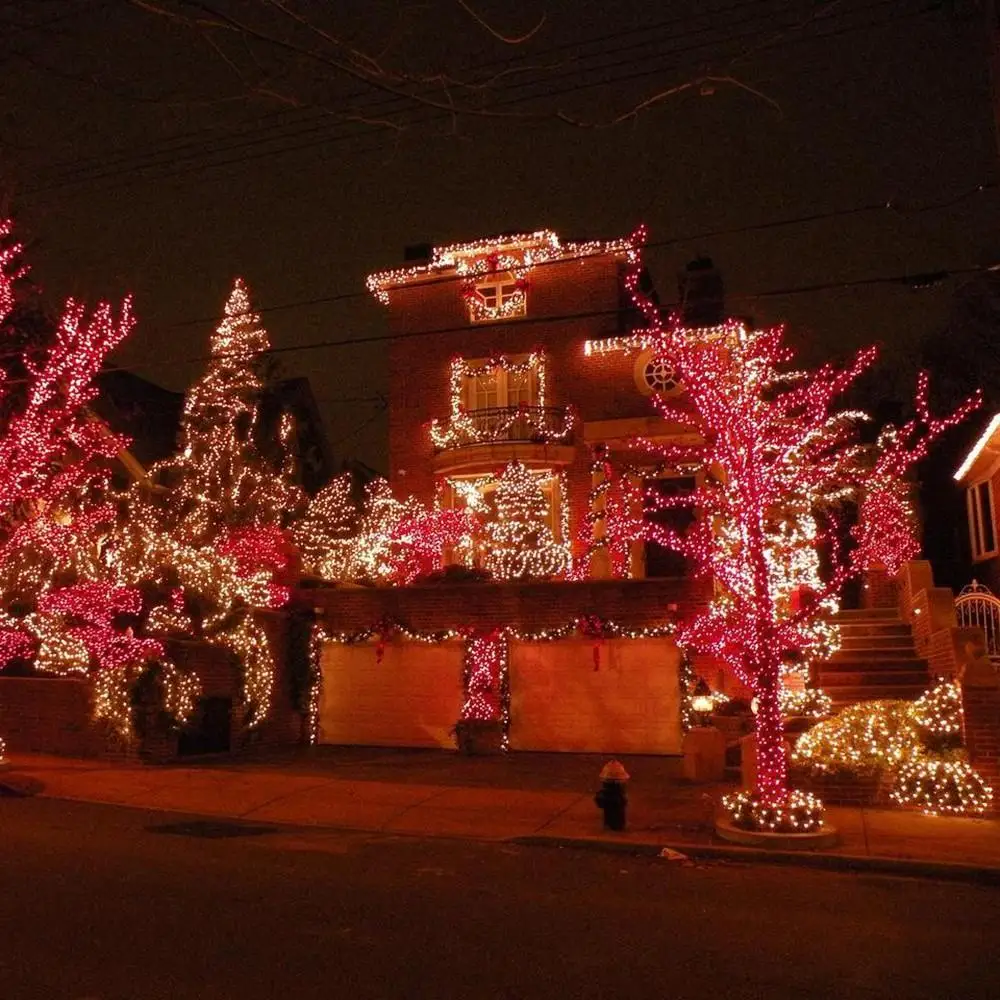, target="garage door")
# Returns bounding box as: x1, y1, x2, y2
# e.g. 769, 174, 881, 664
319, 641, 464, 748
508, 637, 682, 754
